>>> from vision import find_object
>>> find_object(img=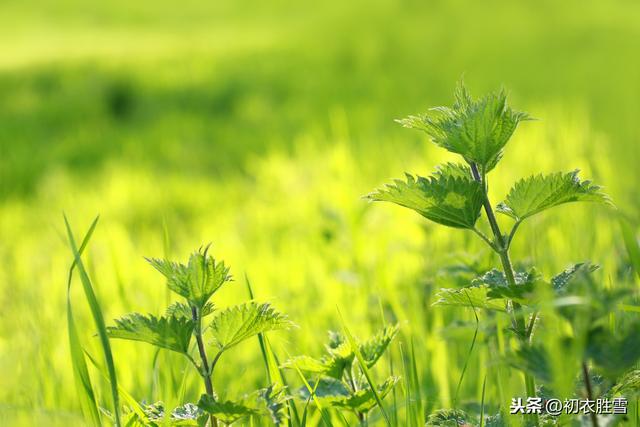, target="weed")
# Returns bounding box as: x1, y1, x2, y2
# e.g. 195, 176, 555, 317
367, 82, 639, 425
